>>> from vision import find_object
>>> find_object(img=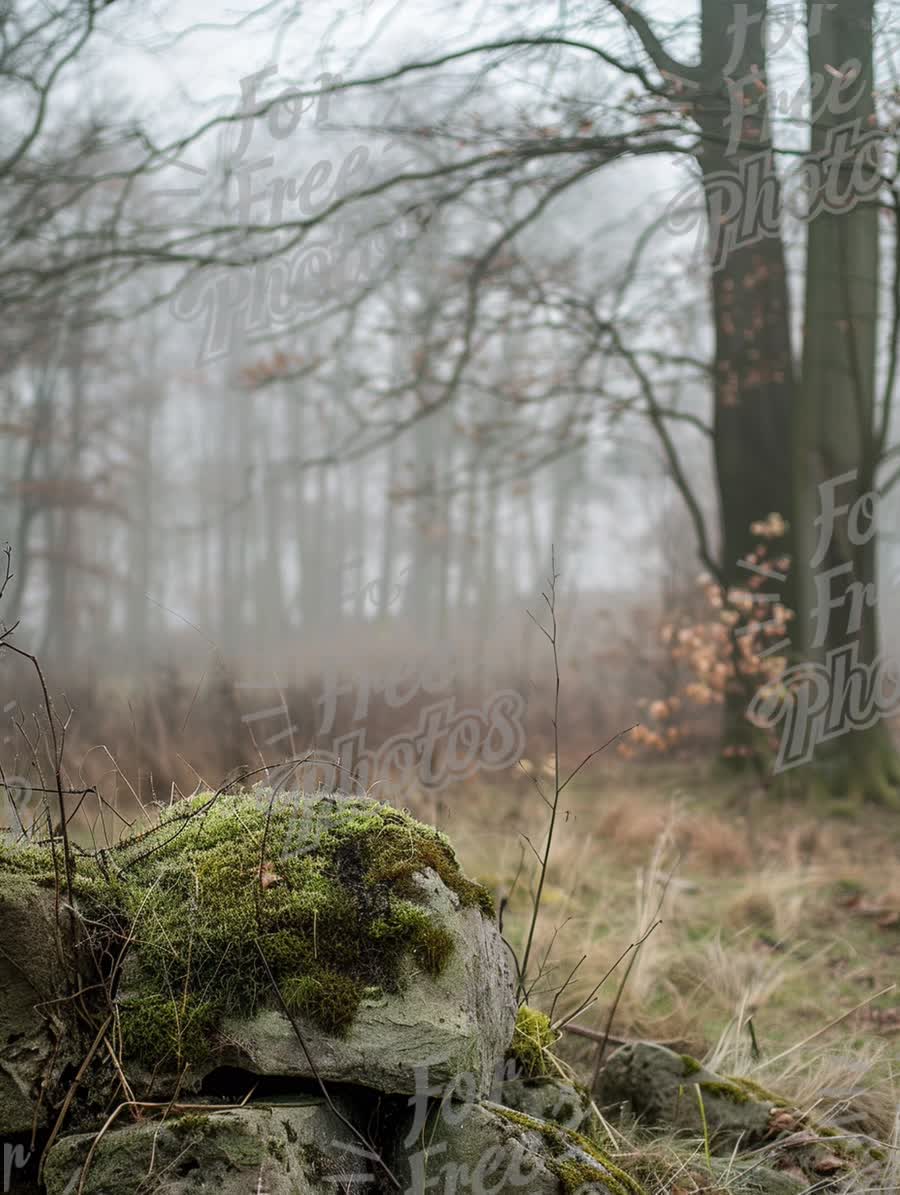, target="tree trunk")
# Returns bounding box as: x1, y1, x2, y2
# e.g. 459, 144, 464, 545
377, 432, 398, 621
126, 379, 156, 678
693, 0, 796, 761
7, 361, 56, 633
792, 0, 900, 801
